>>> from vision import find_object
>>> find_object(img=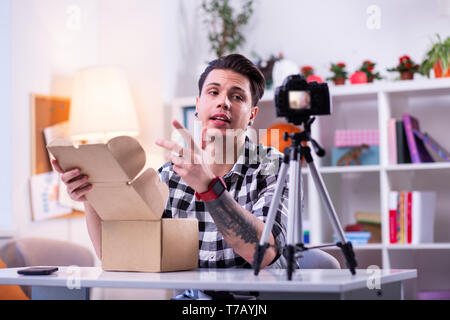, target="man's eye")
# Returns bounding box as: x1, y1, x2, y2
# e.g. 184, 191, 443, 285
209, 91, 218, 95
233, 95, 243, 101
